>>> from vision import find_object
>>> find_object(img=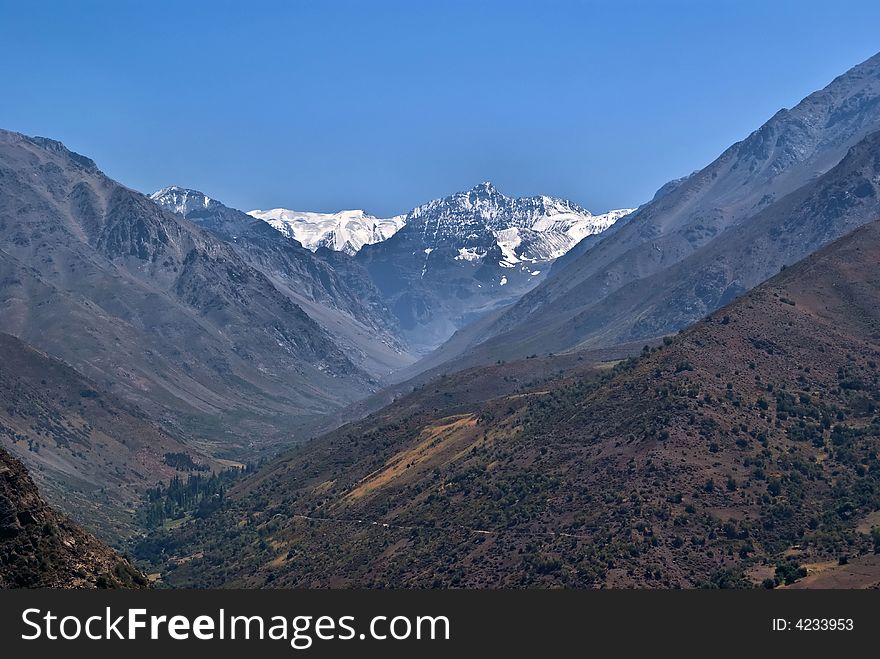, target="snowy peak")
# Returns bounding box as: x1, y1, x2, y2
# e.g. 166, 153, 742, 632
149, 185, 220, 217
355, 182, 632, 351
155, 180, 631, 267
247, 208, 406, 256
410, 182, 594, 227
402, 182, 633, 264
501, 207, 635, 264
